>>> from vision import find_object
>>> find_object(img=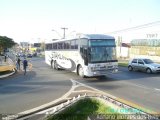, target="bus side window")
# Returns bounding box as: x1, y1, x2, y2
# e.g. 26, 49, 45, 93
46, 43, 52, 50
64, 42, 67, 49
71, 40, 75, 49
80, 38, 88, 46
53, 43, 57, 49
67, 41, 71, 49
64, 41, 70, 49
75, 40, 78, 49
58, 42, 64, 49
